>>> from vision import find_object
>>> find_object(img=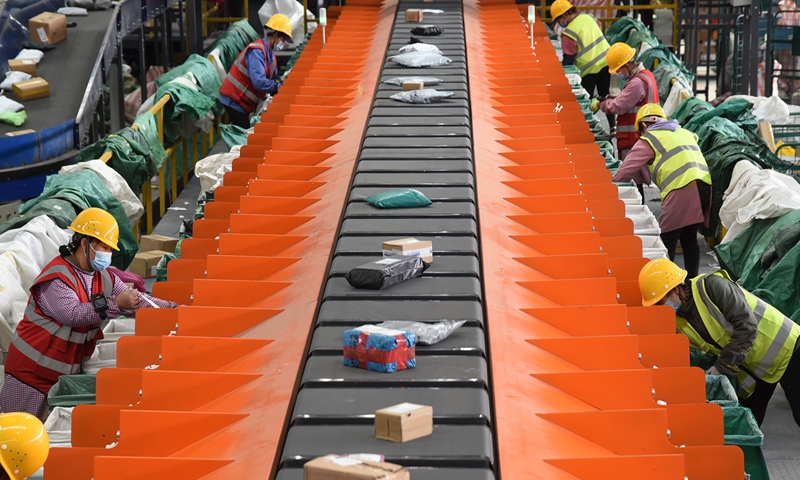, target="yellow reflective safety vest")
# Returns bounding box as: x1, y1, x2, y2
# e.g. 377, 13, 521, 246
676, 271, 800, 398
641, 127, 712, 201
562, 14, 610, 76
